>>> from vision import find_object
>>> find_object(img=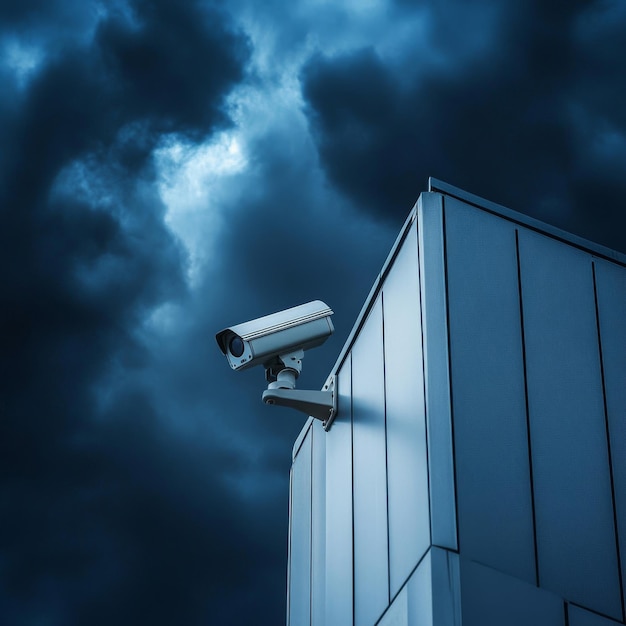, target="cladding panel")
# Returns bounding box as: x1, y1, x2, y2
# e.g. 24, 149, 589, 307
289, 427, 312, 626
428, 548, 461, 626
383, 219, 430, 596
407, 551, 434, 626
352, 296, 389, 626
460, 558, 563, 626
311, 420, 326, 626
595, 259, 626, 616
518, 229, 622, 619
380, 548, 462, 626
325, 358, 354, 626
417, 193, 457, 550
568, 604, 624, 626
378, 587, 408, 626
444, 197, 536, 583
